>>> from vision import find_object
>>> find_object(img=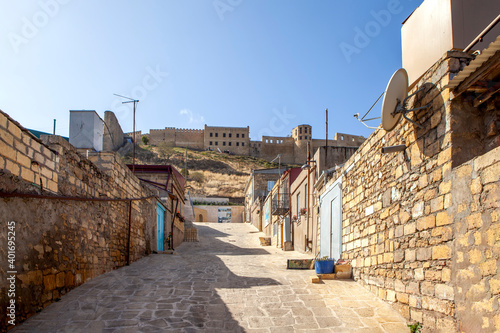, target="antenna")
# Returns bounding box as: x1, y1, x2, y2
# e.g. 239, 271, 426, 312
114, 93, 139, 173
354, 91, 384, 130
381, 68, 430, 131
